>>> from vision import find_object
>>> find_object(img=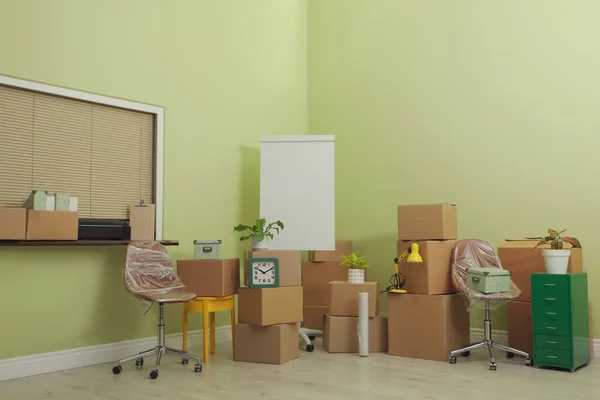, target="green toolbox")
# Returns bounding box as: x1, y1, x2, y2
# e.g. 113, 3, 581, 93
531, 272, 590, 372
466, 267, 511, 294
